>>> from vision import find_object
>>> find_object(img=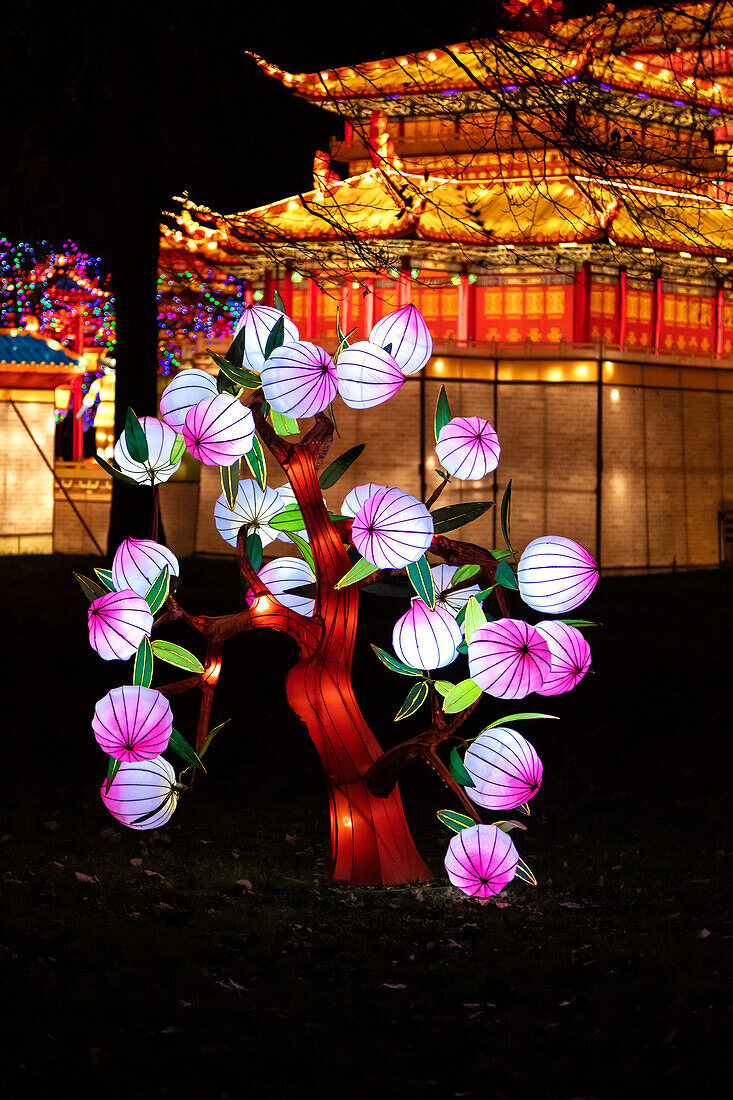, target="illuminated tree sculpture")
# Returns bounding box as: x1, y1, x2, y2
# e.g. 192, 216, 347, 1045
77, 300, 599, 893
